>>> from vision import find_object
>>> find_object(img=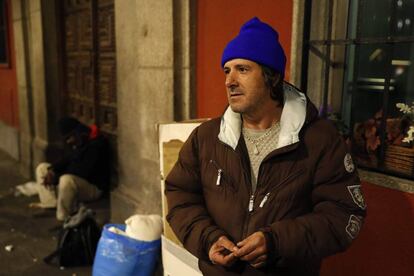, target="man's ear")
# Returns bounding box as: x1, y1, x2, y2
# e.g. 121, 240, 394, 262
272, 73, 281, 87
